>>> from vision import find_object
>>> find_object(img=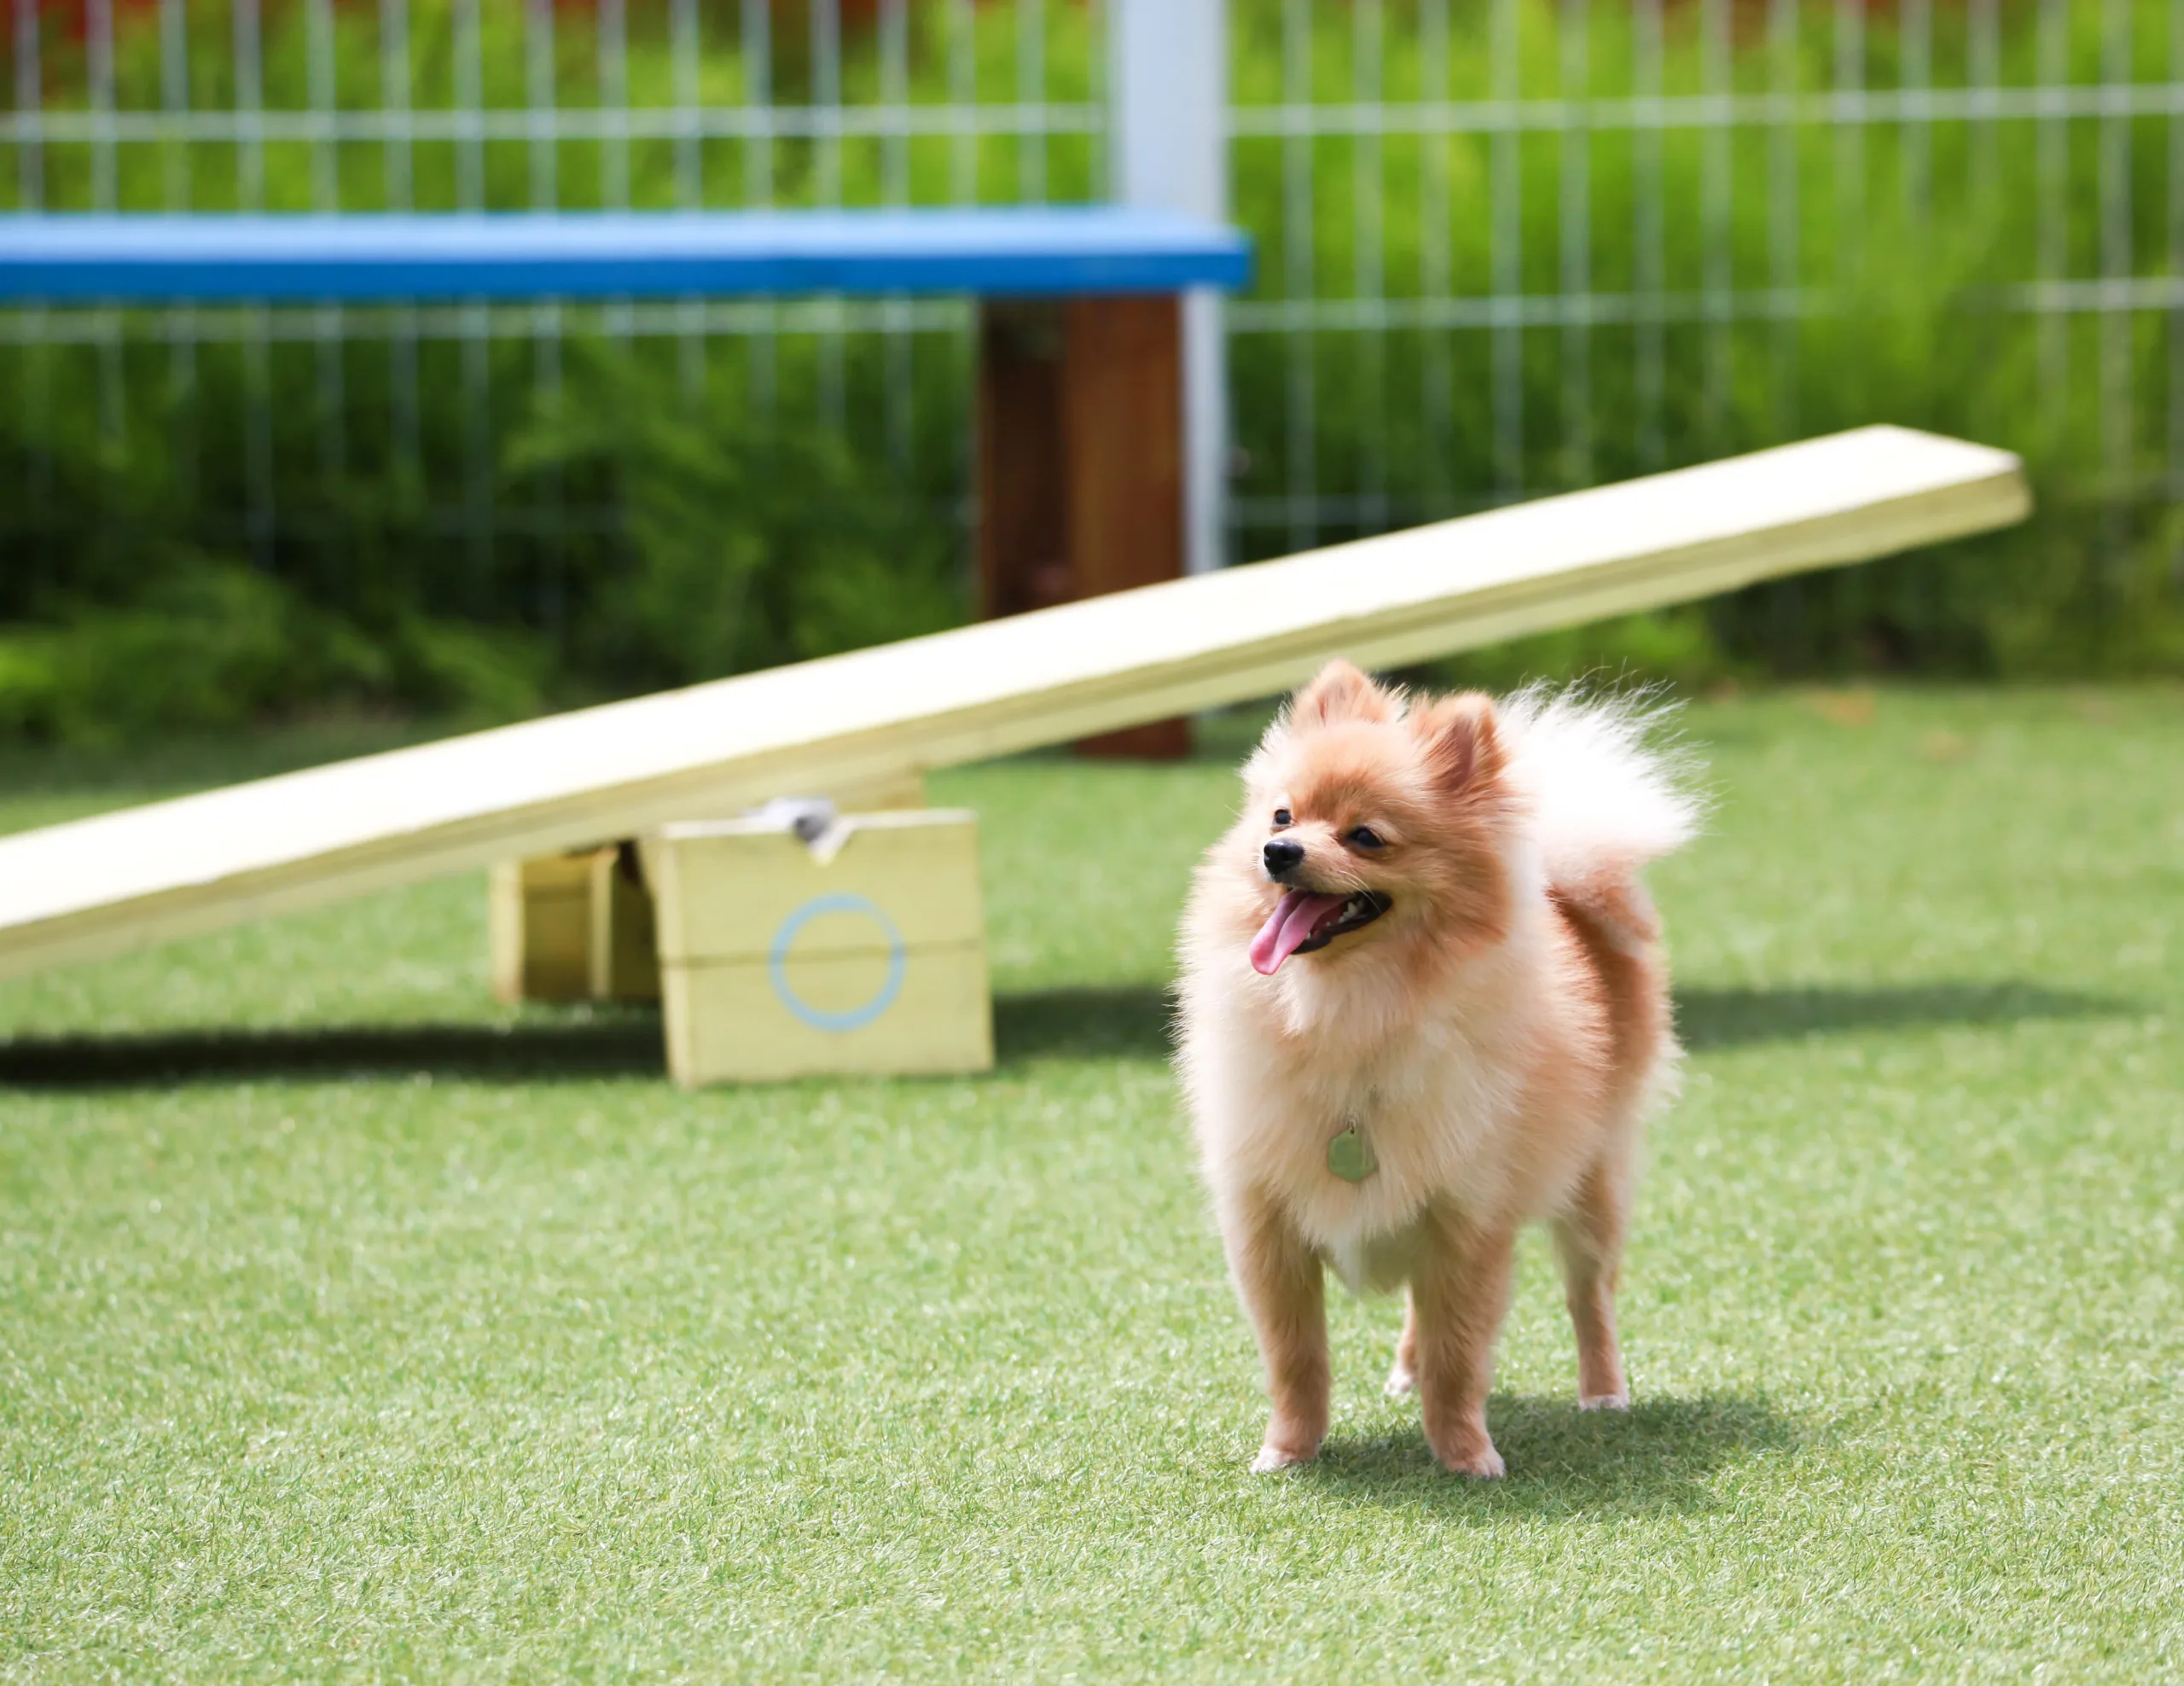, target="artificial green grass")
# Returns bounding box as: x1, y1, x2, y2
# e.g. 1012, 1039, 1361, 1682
1, 688, 2180, 1682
